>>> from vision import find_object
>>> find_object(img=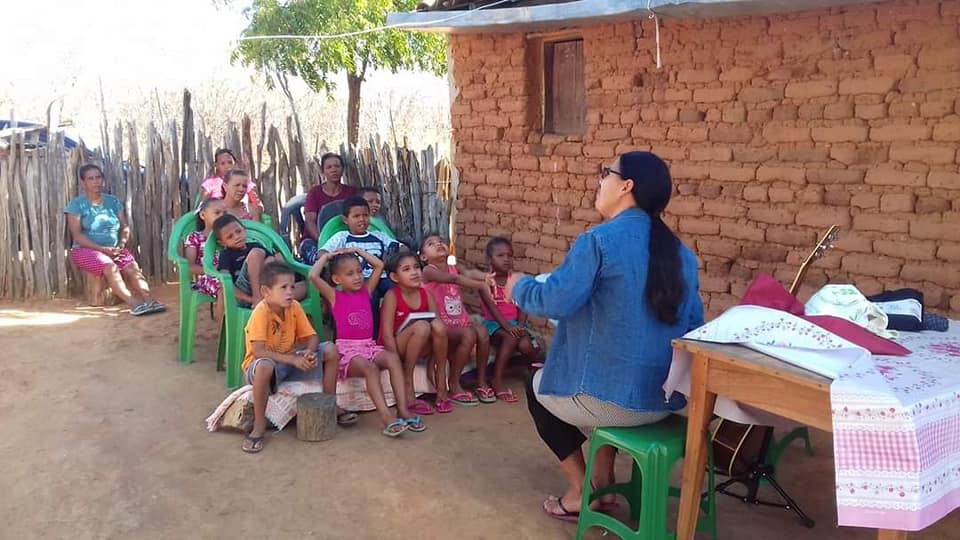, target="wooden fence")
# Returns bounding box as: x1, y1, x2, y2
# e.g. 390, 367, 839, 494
0, 93, 453, 301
